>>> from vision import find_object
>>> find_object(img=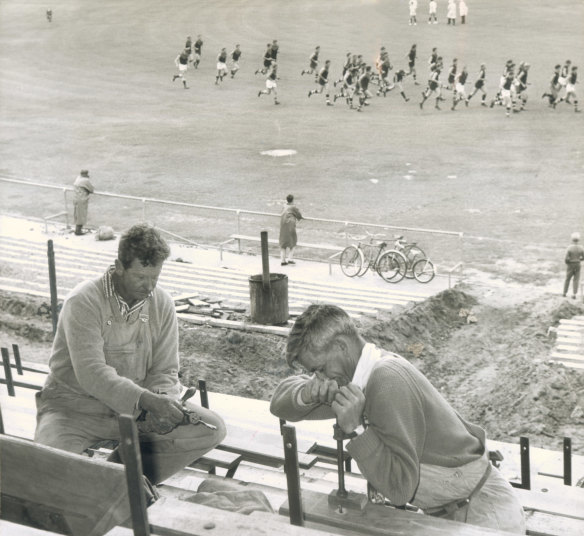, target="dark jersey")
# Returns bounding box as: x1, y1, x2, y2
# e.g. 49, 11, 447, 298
232, 49, 242, 61
185, 38, 192, 52
561, 65, 570, 78
268, 67, 278, 81
394, 70, 406, 83
408, 48, 416, 64
448, 65, 457, 84
218, 51, 227, 63
358, 73, 370, 91
270, 44, 279, 60
552, 72, 560, 87
178, 52, 189, 65
194, 39, 203, 54
318, 67, 329, 85
568, 71, 577, 85
502, 75, 514, 90
458, 71, 468, 85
